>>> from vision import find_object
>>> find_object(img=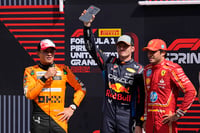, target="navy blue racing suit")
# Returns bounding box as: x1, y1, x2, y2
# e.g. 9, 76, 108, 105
84, 26, 145, 133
